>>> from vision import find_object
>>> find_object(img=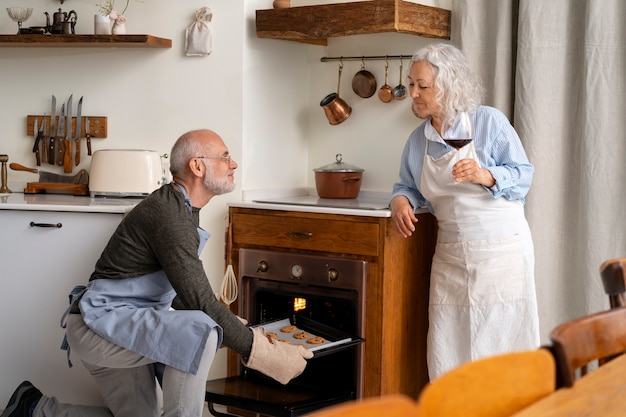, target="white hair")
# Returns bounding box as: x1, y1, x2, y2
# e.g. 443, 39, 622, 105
412, 43, 484, 130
